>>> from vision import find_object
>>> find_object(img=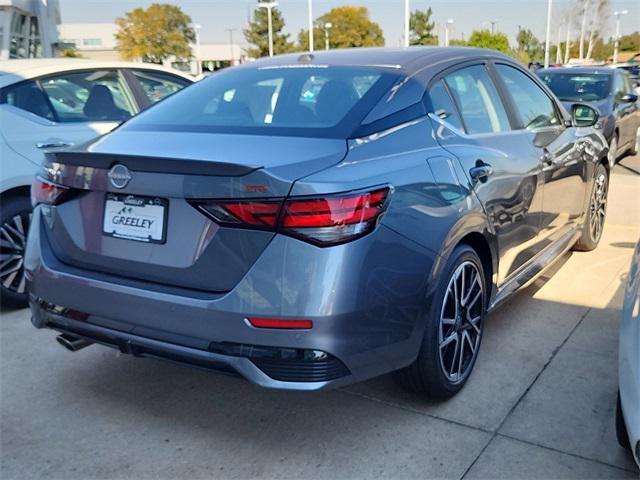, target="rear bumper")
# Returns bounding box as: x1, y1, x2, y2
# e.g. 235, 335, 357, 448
25, 207, 436, 391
